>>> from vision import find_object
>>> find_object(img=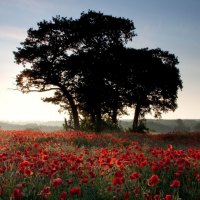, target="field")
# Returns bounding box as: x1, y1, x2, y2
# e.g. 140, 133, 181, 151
0, 130, 200, 199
